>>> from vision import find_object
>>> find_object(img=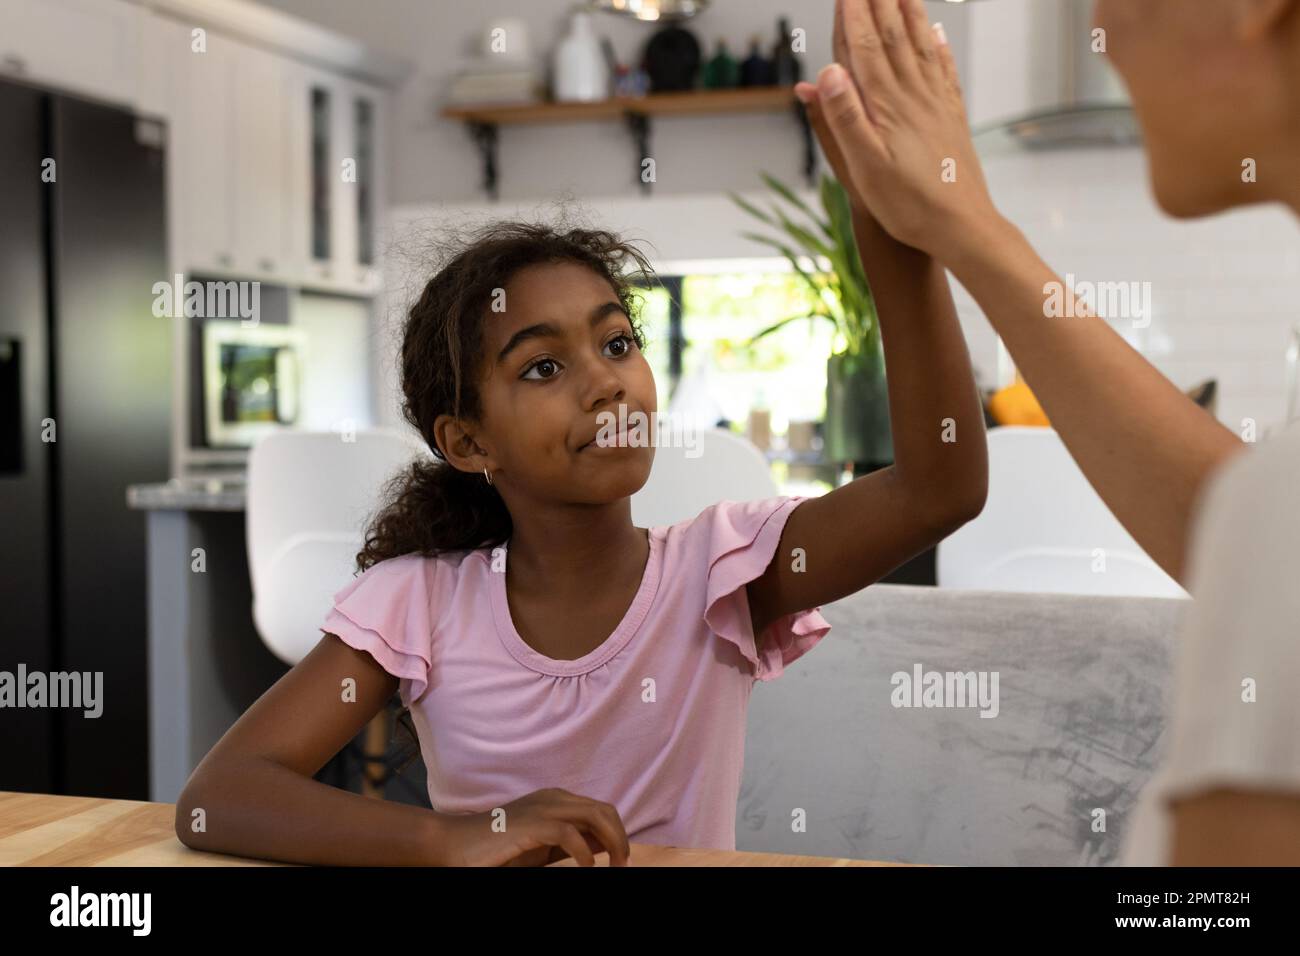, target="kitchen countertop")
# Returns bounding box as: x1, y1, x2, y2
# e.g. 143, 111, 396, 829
127, 478, 247, 512
0, 791, 905, 867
